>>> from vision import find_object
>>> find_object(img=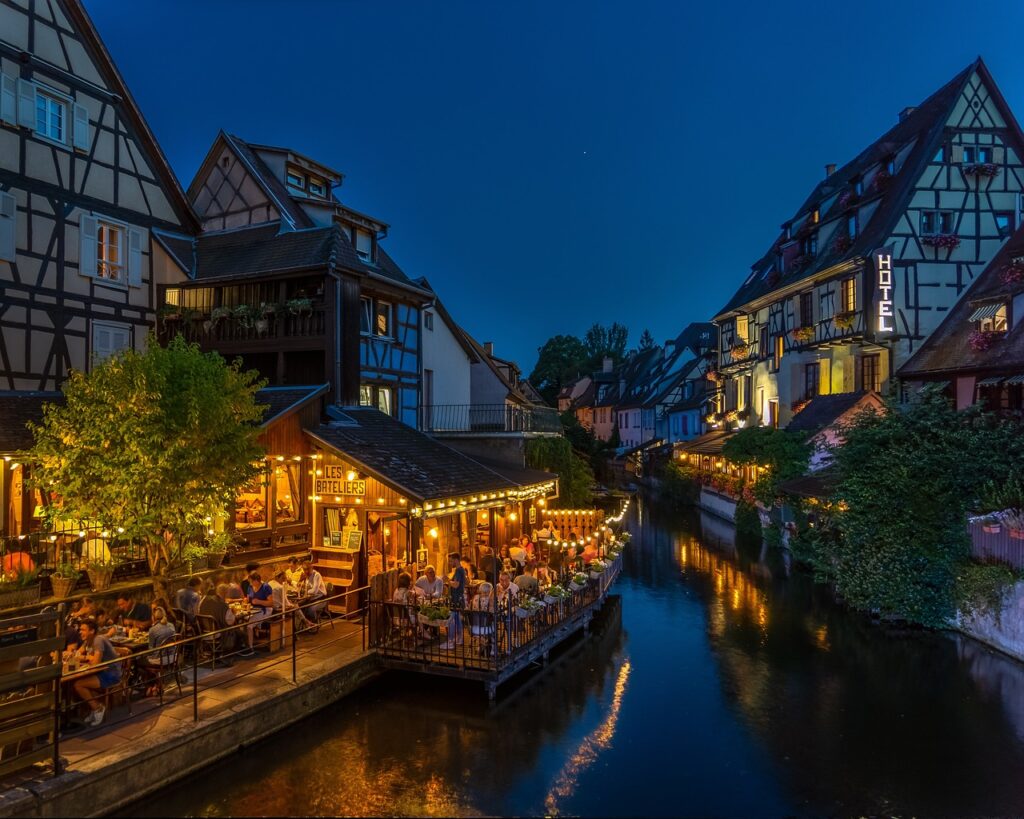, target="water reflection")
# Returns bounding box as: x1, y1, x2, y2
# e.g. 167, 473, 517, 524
125, 501, 1024, 818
